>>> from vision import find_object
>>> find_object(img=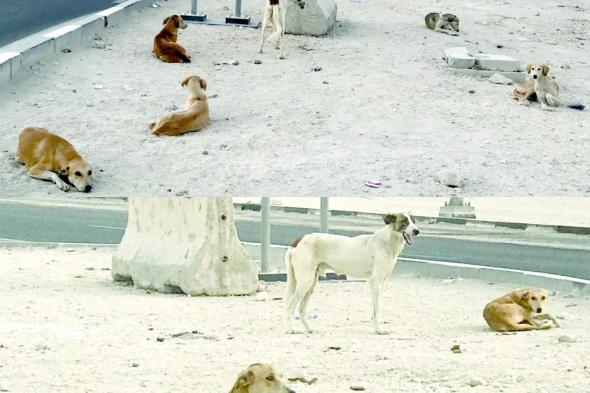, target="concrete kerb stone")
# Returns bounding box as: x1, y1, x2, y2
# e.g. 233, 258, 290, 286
0, 0, 149, 85
0, 52, 19, 83
16, 35, 55, 69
